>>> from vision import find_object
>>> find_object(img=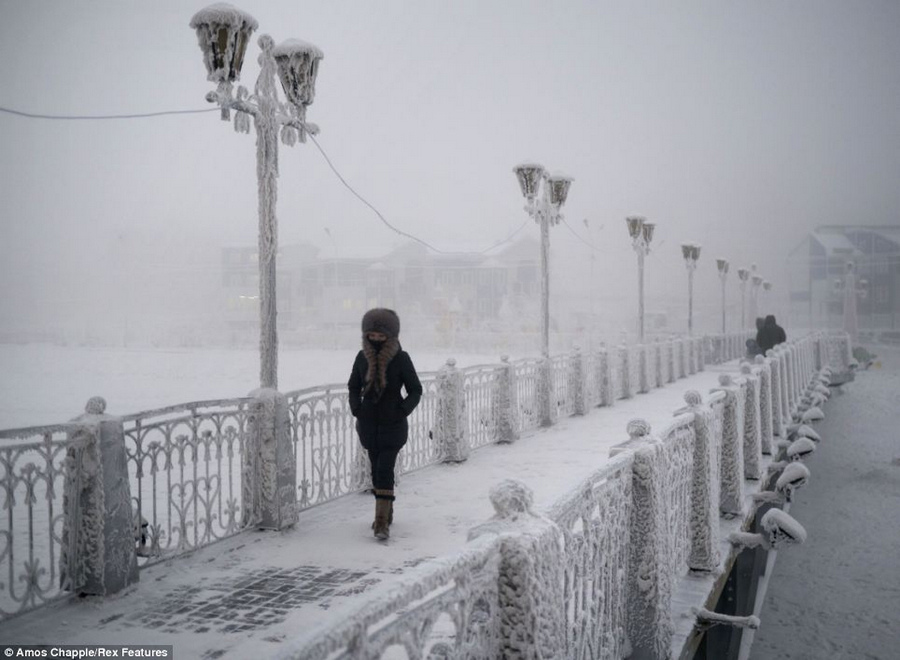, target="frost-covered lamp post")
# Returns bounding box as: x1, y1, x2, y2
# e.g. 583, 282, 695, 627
190, 3, 323, 389
737, 267, 750, 330
626, 216, 656, 342
681, 243, 701, 335
512, 163, 573, 357
717, 258, 729, 334
834, 261, 867, 345
750, 268, 763, 324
